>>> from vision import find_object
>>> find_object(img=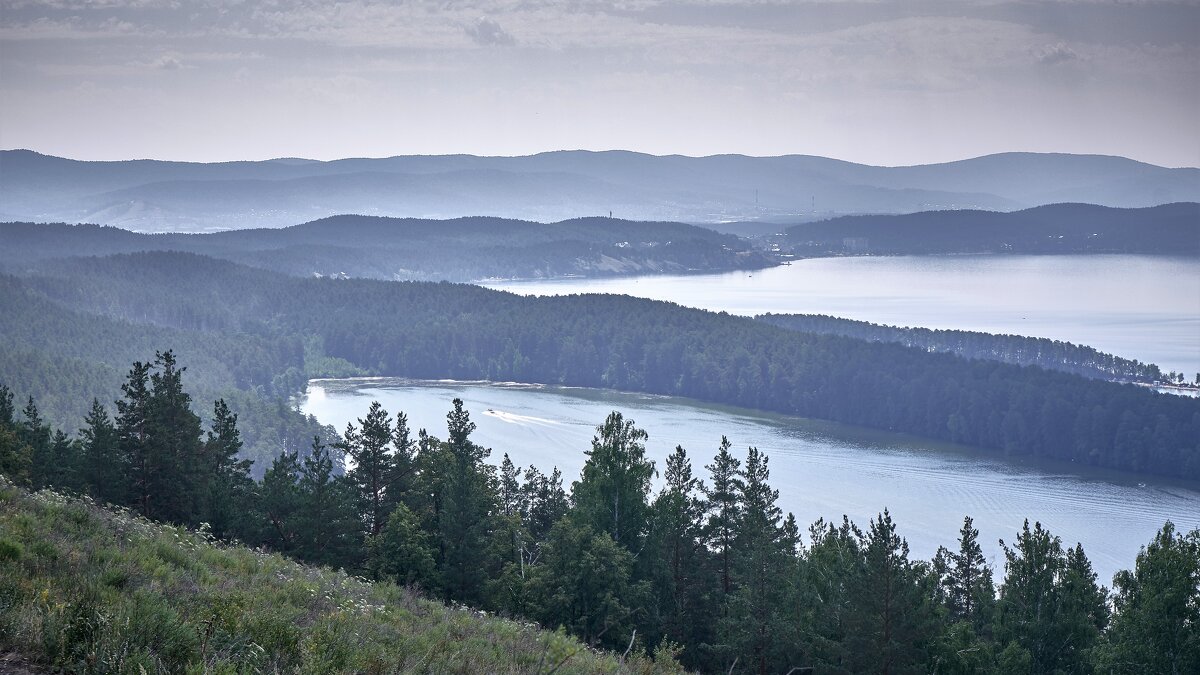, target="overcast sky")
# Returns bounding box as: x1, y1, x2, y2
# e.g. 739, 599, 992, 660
1, 0, 1197, 166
